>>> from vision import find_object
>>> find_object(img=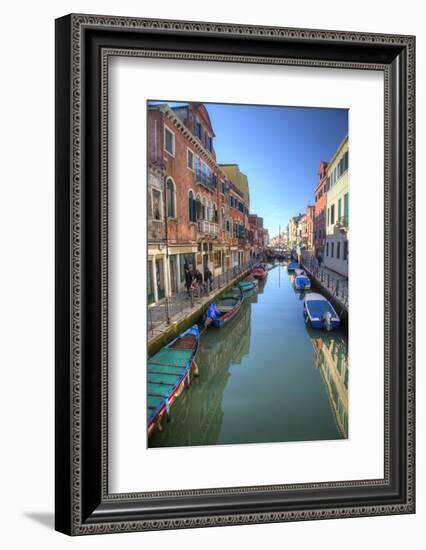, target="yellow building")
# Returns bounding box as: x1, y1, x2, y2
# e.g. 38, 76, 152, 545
219, 164, 250, 209
324, 136, 349, 276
